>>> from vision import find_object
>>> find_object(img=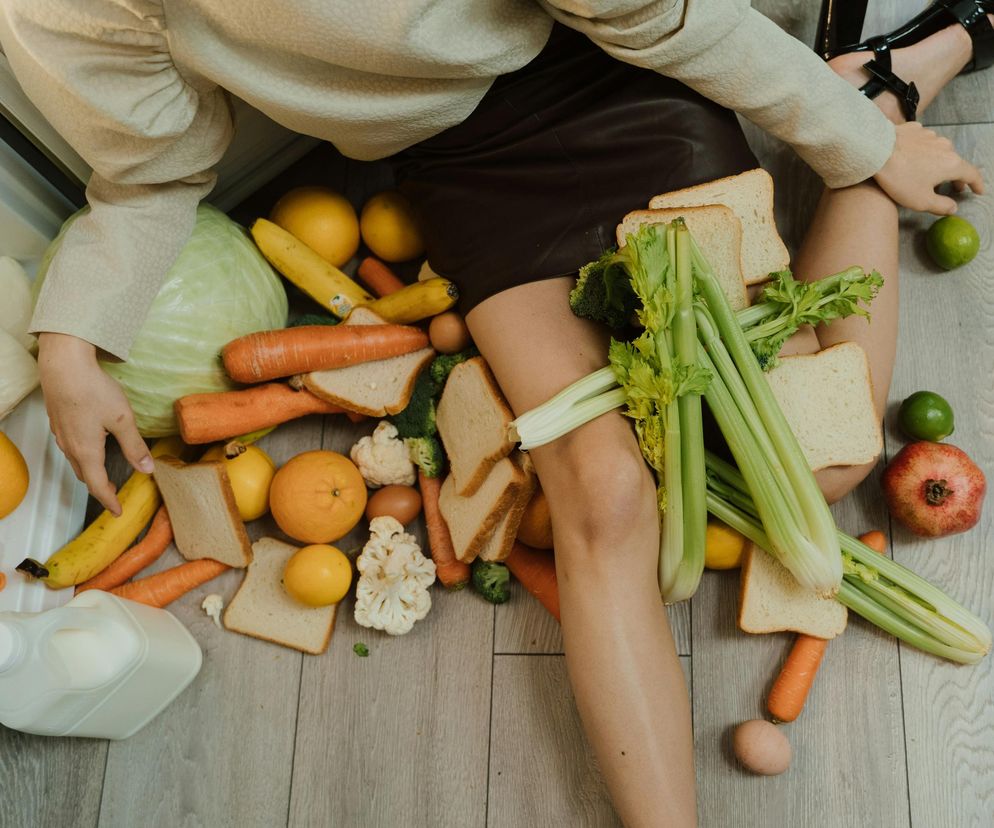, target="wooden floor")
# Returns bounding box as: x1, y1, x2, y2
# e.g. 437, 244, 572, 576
4, 3, 993, 826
